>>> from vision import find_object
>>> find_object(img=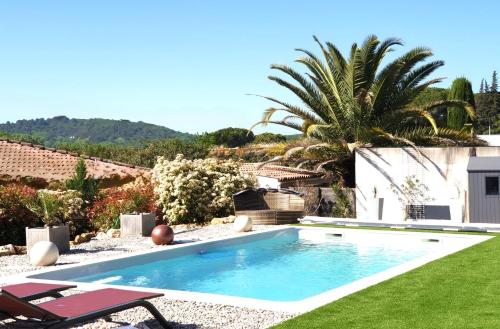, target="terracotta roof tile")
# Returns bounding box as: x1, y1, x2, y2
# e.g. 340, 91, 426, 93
240, 163, 324, 182
0, 139, 149, 185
